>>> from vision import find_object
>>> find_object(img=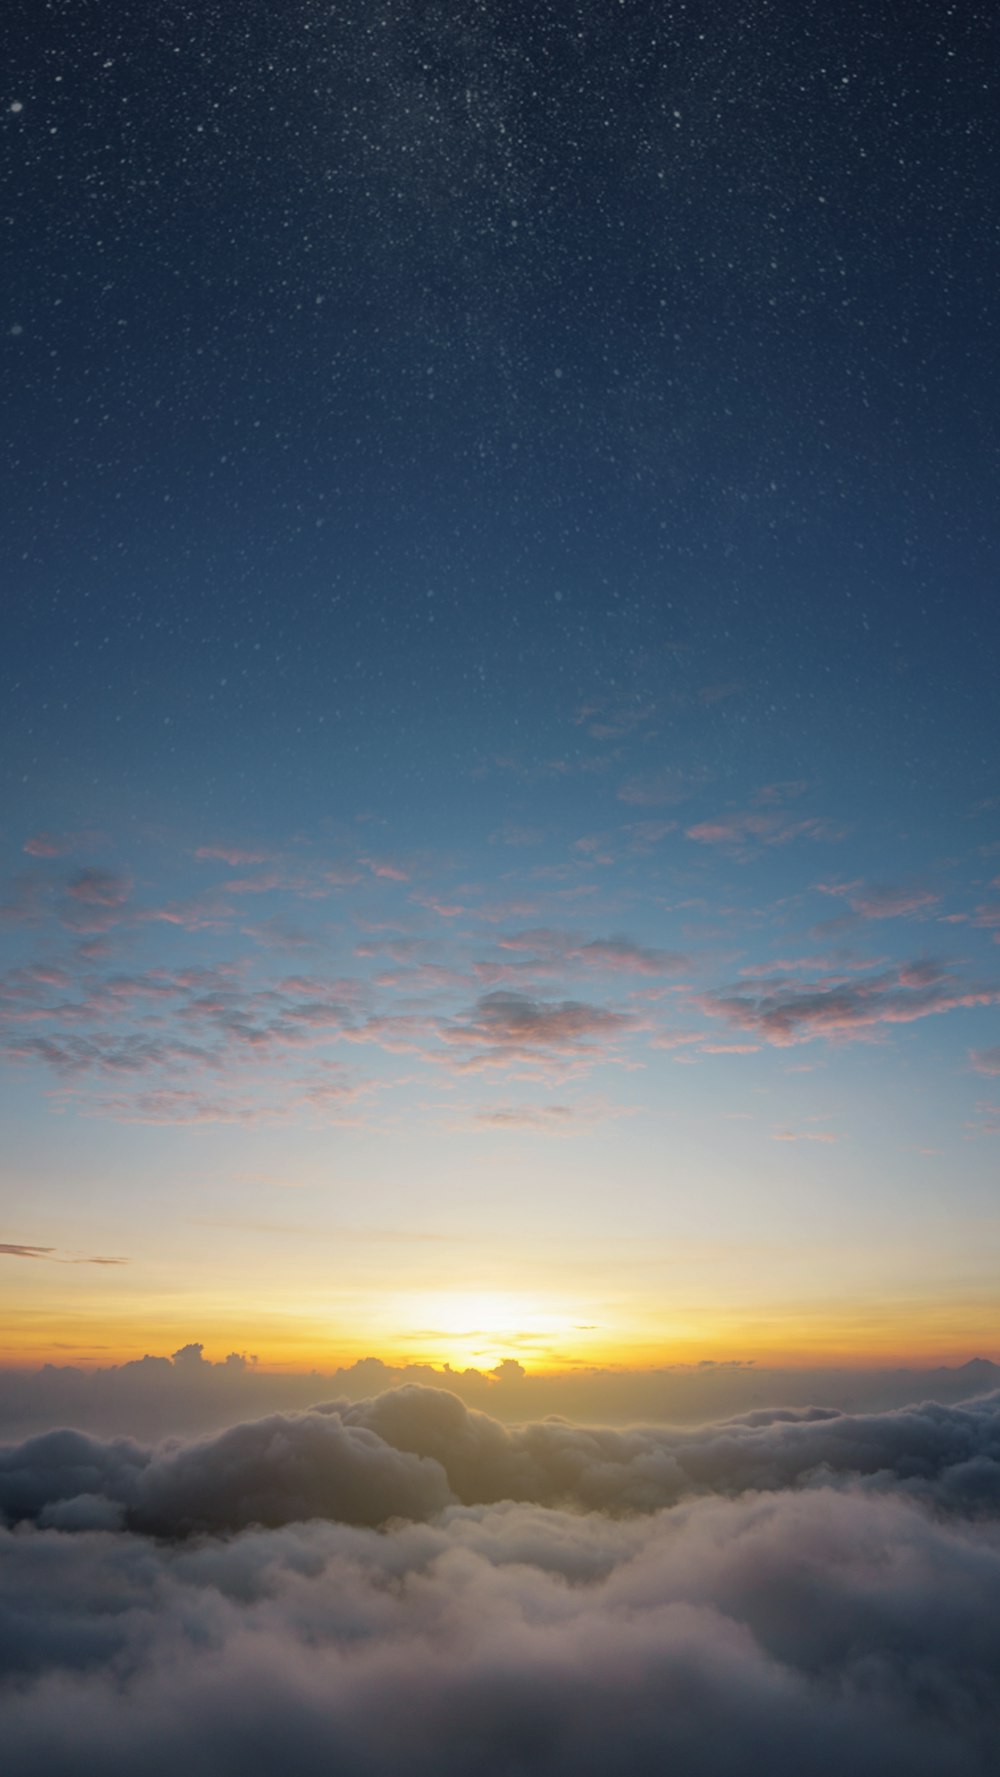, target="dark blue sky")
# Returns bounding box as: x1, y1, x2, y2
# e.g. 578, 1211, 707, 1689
5, 0, 998, 829
2, 1, 1000, 1369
